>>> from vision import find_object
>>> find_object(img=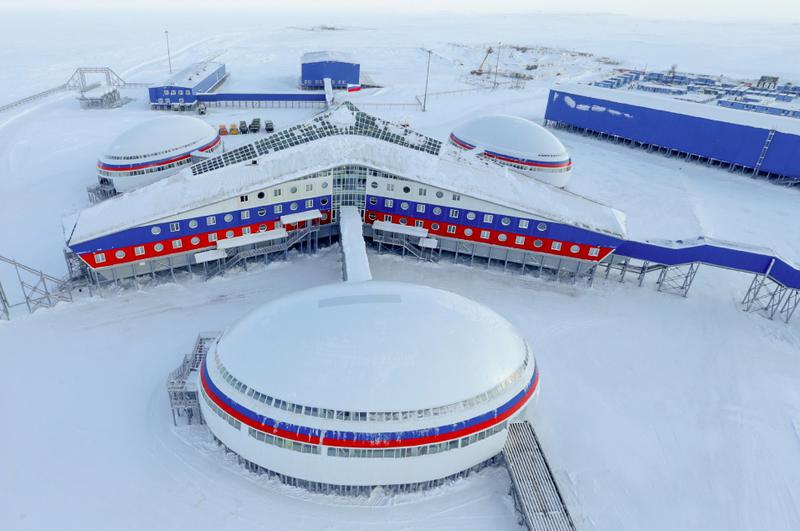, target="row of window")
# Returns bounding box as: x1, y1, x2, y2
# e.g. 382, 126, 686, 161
370, 213, 601, 257
149, 197, 327, 236
97, 157, 191, 178
239, 181, 329, 203
104, 138, 212, 161
485, 157, 572, 174
162, 88, 192, 96
369, 196, 541, 230
202, 386, 241, 430
213, 347, 531, 423
248, 427, 321, 455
